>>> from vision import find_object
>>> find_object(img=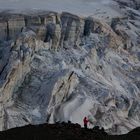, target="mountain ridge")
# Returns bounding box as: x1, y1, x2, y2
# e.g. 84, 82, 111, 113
0, 122, 140, 140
